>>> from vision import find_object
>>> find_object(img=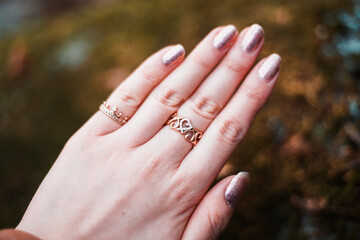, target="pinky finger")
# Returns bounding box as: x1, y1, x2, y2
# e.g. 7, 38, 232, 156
85, 44, 185, 136
181, 172, 250, 240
